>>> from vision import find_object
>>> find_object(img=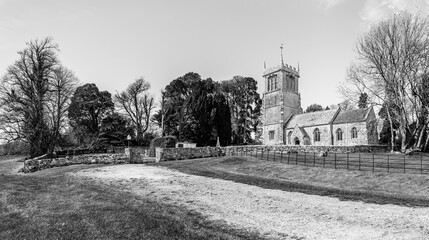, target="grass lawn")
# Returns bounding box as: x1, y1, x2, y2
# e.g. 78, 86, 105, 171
0, 157, 265, 240
155, 156, 429, 207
